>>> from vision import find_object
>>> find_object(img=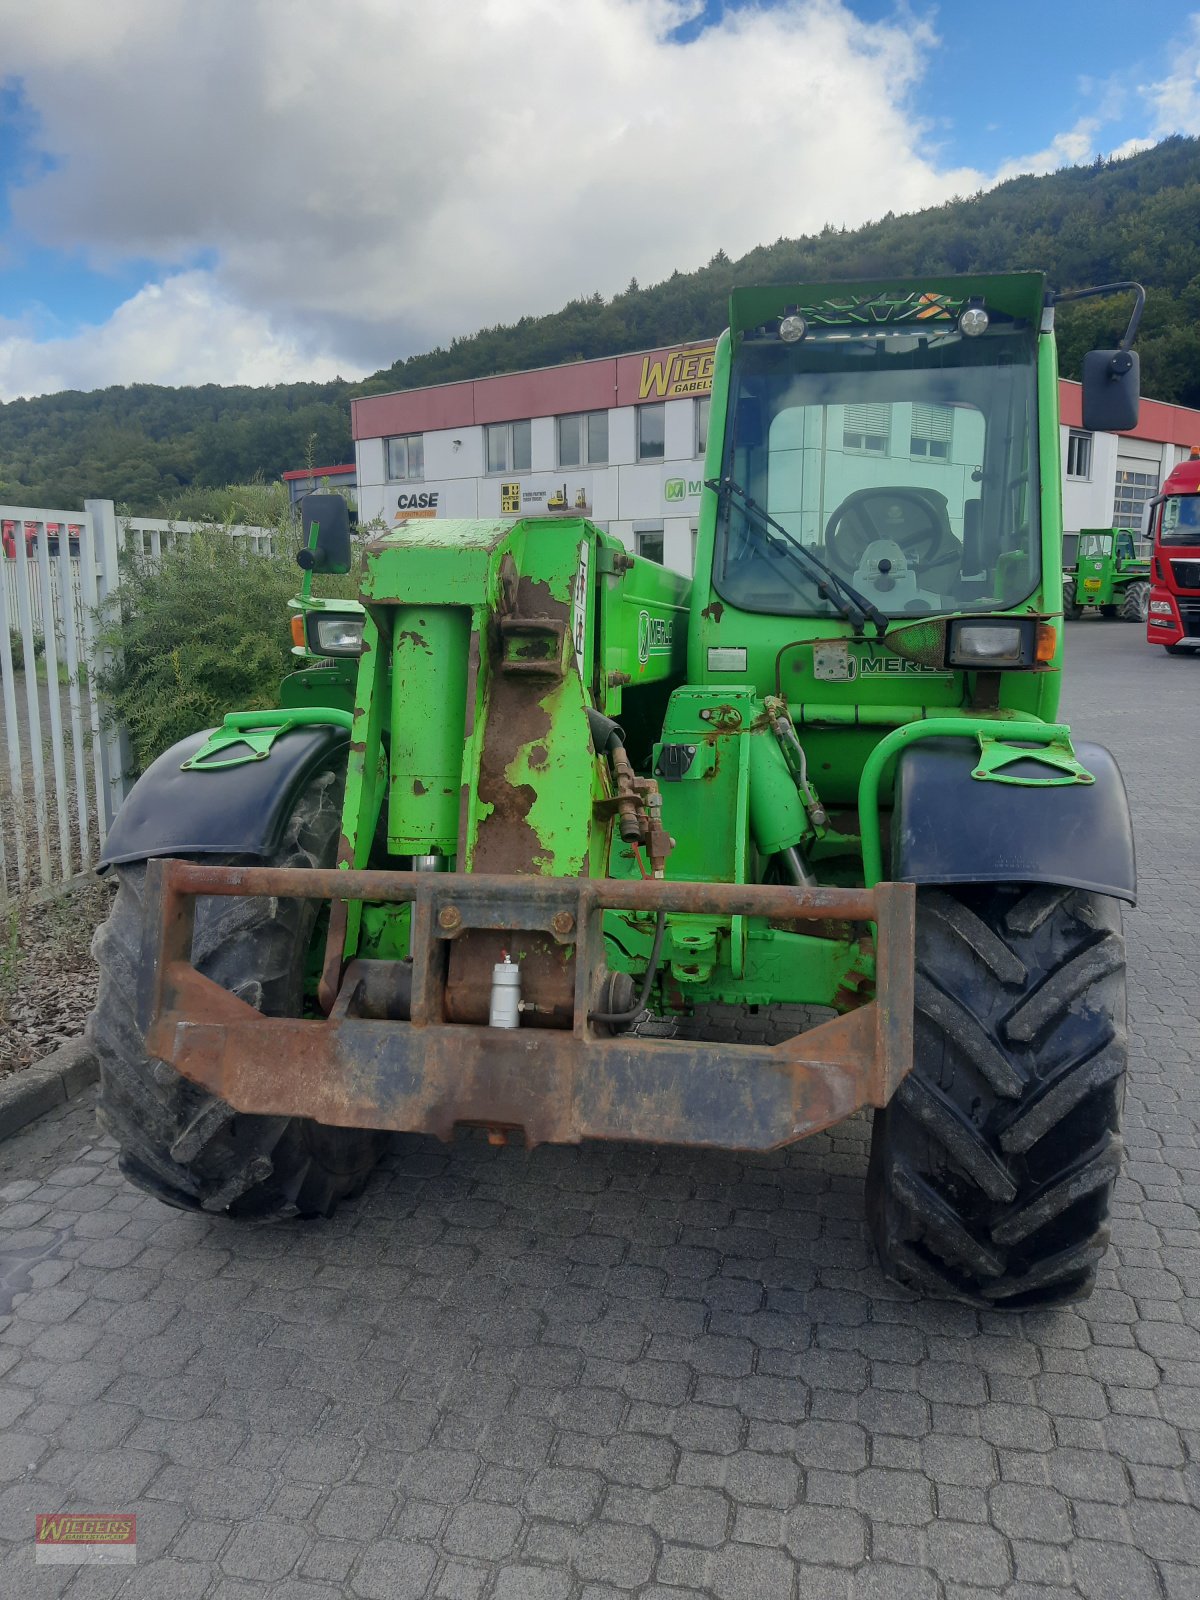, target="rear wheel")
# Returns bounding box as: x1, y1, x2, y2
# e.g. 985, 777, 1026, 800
868, 884, 1126, 1308
1062, 578, 1083, 620
89, 768, 386, 1218
1120, 581, 1150, 622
